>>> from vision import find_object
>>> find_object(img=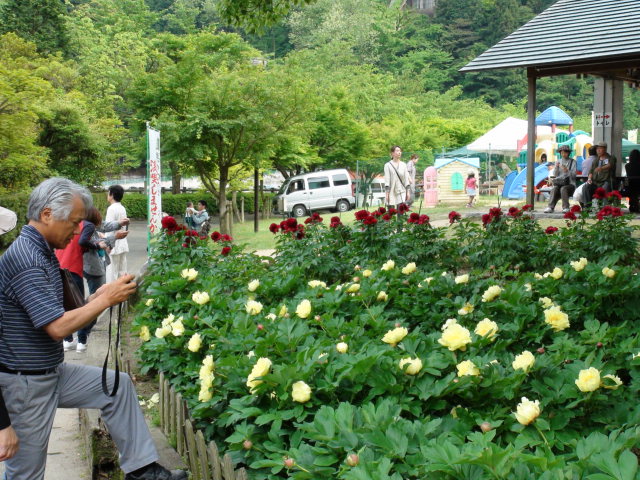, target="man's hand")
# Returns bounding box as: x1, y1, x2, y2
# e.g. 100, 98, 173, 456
115, 230, 129, 240
119, 218, 130, 227
0, 425, 19, 461
91, 275, 136, 305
